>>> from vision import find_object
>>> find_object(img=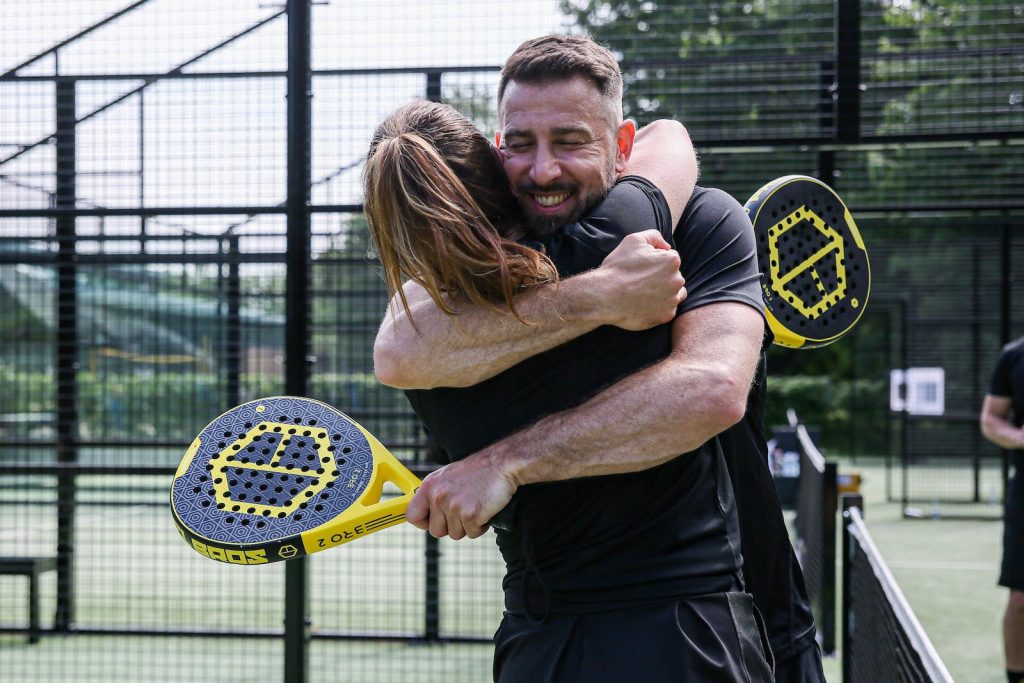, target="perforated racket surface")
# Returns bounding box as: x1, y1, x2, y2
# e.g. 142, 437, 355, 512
745, 175, 871, 349
170, 397, 420, 564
